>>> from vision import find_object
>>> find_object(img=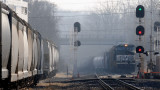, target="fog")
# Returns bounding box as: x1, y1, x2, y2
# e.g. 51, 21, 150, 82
58, 0, 160, 75
25, 0, 60, 45
26, 0, 160, 75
